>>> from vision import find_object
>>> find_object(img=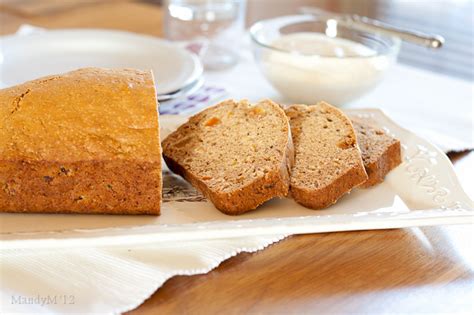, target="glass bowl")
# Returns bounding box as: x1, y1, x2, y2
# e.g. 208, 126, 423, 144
249, 15, 401, 106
